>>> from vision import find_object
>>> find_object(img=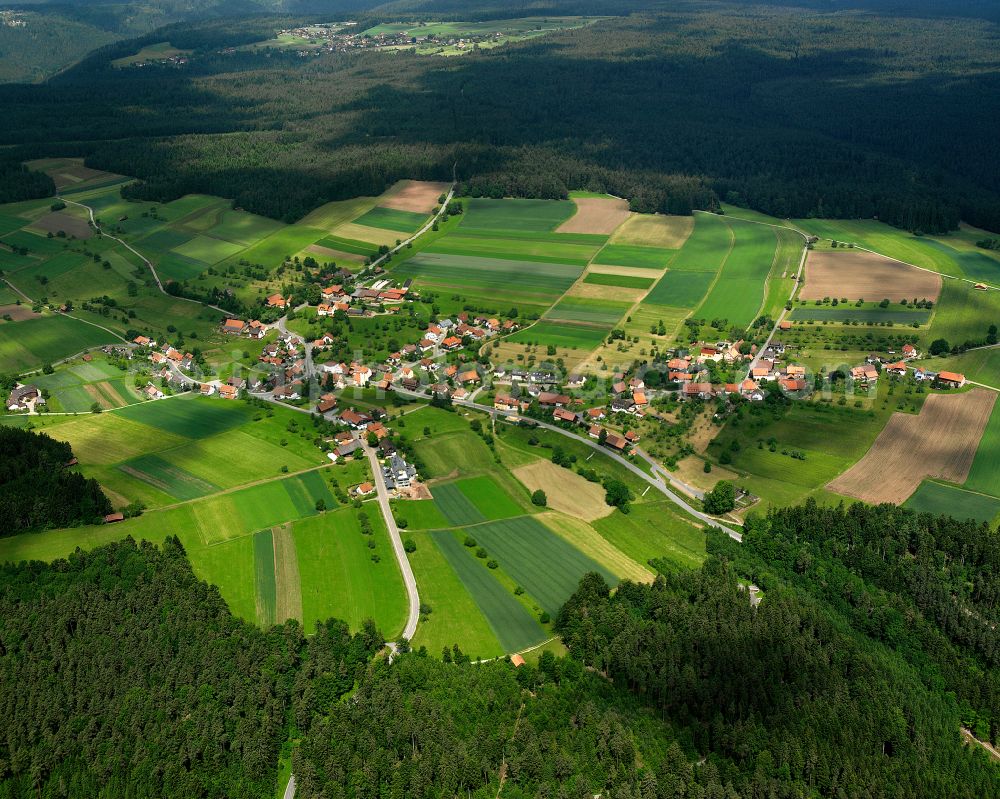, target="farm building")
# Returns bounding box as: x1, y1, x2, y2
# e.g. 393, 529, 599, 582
7, 384, 43, 411
936, 371, 966, 388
